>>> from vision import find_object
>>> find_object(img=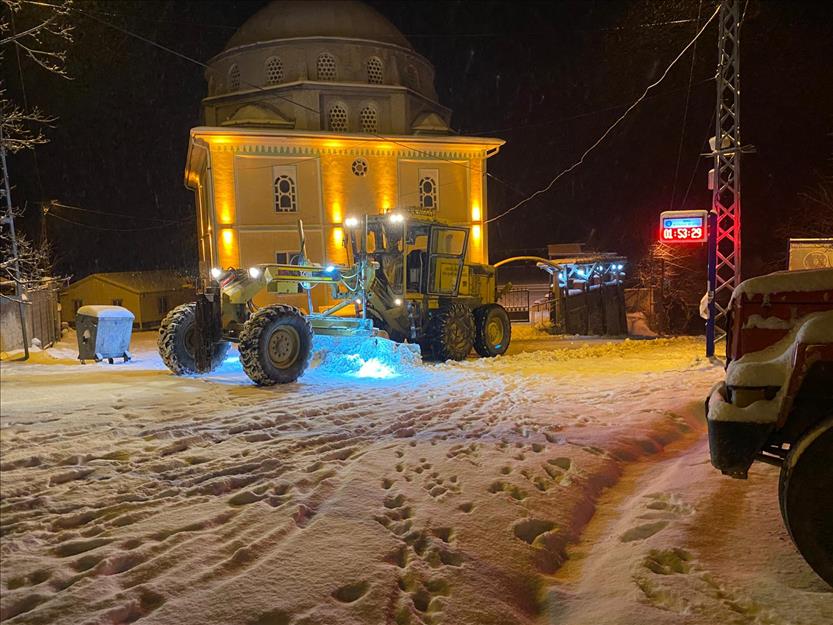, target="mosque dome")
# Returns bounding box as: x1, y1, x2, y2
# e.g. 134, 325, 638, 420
224, 0, 413, 51
203, 0, 451, 135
